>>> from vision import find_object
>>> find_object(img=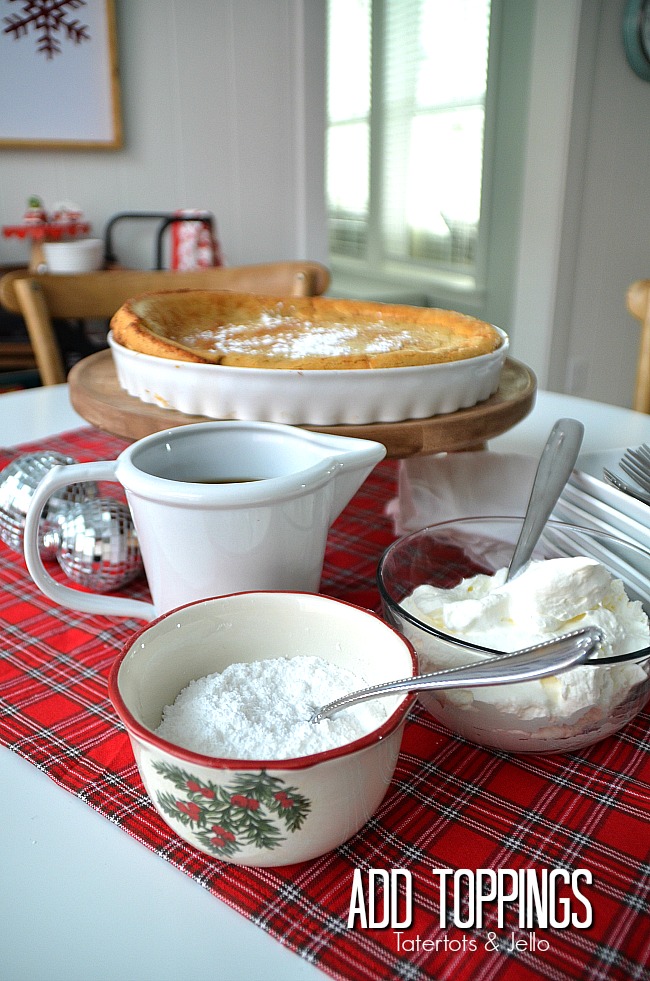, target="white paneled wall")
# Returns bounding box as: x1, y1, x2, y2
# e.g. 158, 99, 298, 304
0, 0, 327, 270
